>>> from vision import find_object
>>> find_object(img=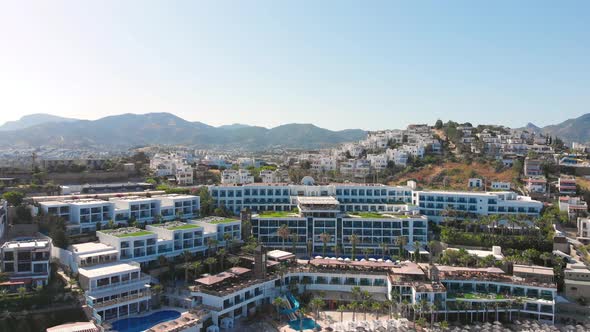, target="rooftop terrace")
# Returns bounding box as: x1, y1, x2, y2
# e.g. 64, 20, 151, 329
150, 221, 201, 231
100, 227, 154, 238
